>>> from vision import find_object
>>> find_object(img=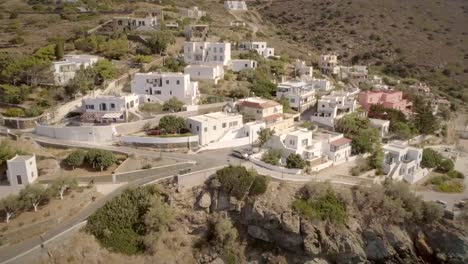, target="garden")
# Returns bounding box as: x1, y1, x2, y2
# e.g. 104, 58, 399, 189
421, 148, 465, 193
